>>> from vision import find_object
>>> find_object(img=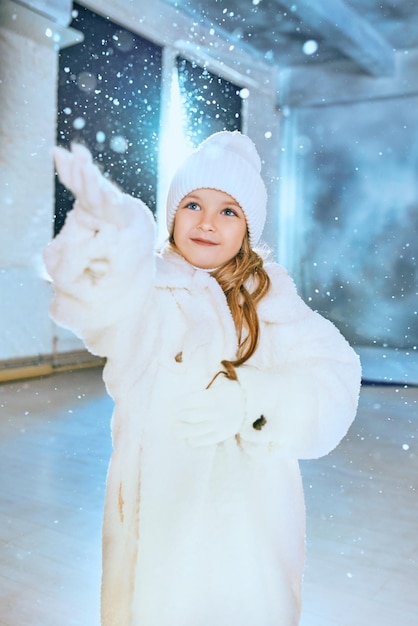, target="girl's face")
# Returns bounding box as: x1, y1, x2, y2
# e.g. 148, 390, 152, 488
172, 188, 247, 269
